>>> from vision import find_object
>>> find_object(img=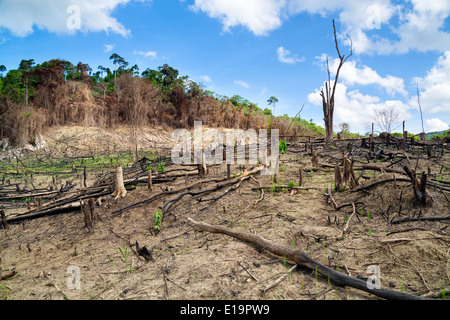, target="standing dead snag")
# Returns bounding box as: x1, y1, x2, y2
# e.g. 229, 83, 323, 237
334, 164, 343, 192
111, 166, 127, 200
298, 166, 303, 187
311, 149, 319, 168
81, 200, 92, 231
403, 166, 427, 205
320, 20, 353, 148
343, 157, 359, 189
